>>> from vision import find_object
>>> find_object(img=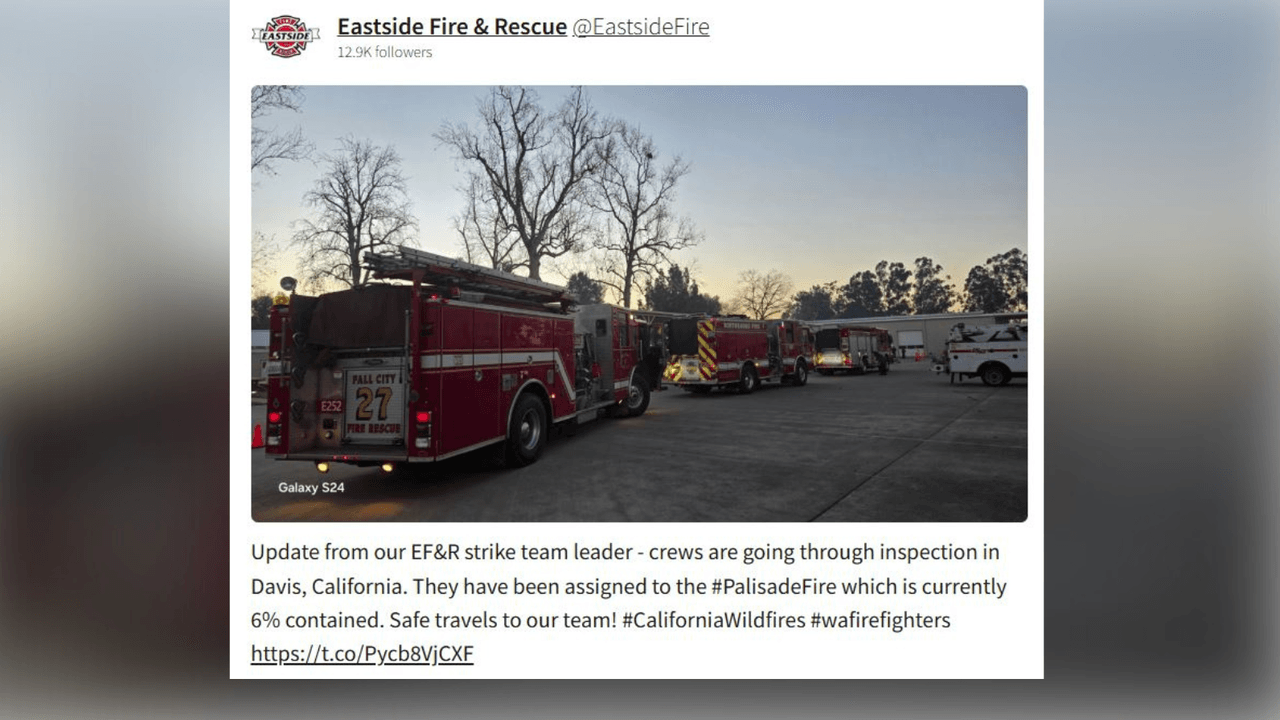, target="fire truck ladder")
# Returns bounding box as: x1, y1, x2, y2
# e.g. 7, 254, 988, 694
363, 245, 575, 312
